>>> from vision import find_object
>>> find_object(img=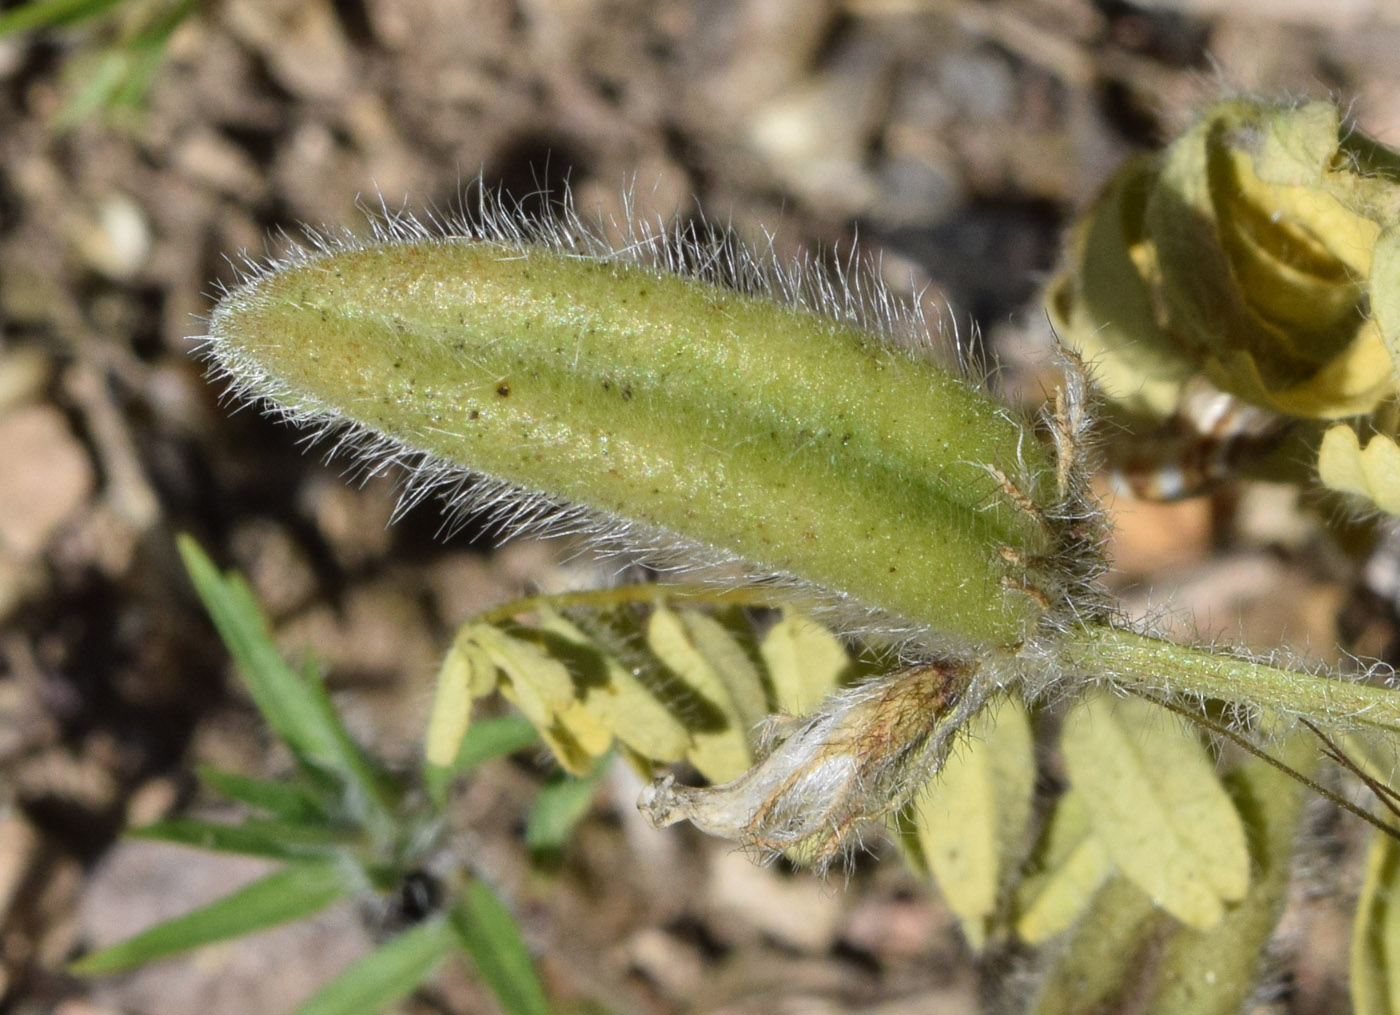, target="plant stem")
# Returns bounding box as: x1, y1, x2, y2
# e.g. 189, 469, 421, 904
1063, 624, 1400, 731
